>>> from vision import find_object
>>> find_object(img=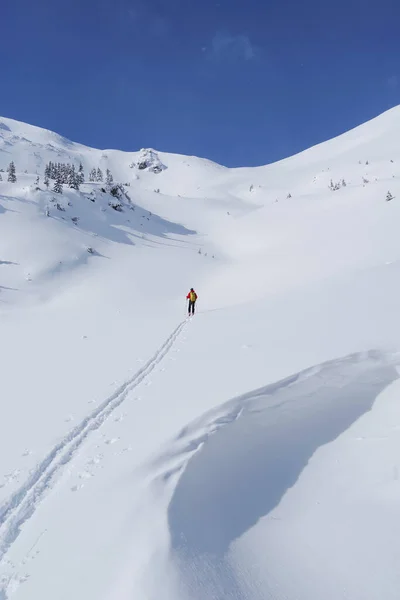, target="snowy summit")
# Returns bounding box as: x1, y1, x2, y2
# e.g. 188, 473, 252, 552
1, 107, 400, 599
